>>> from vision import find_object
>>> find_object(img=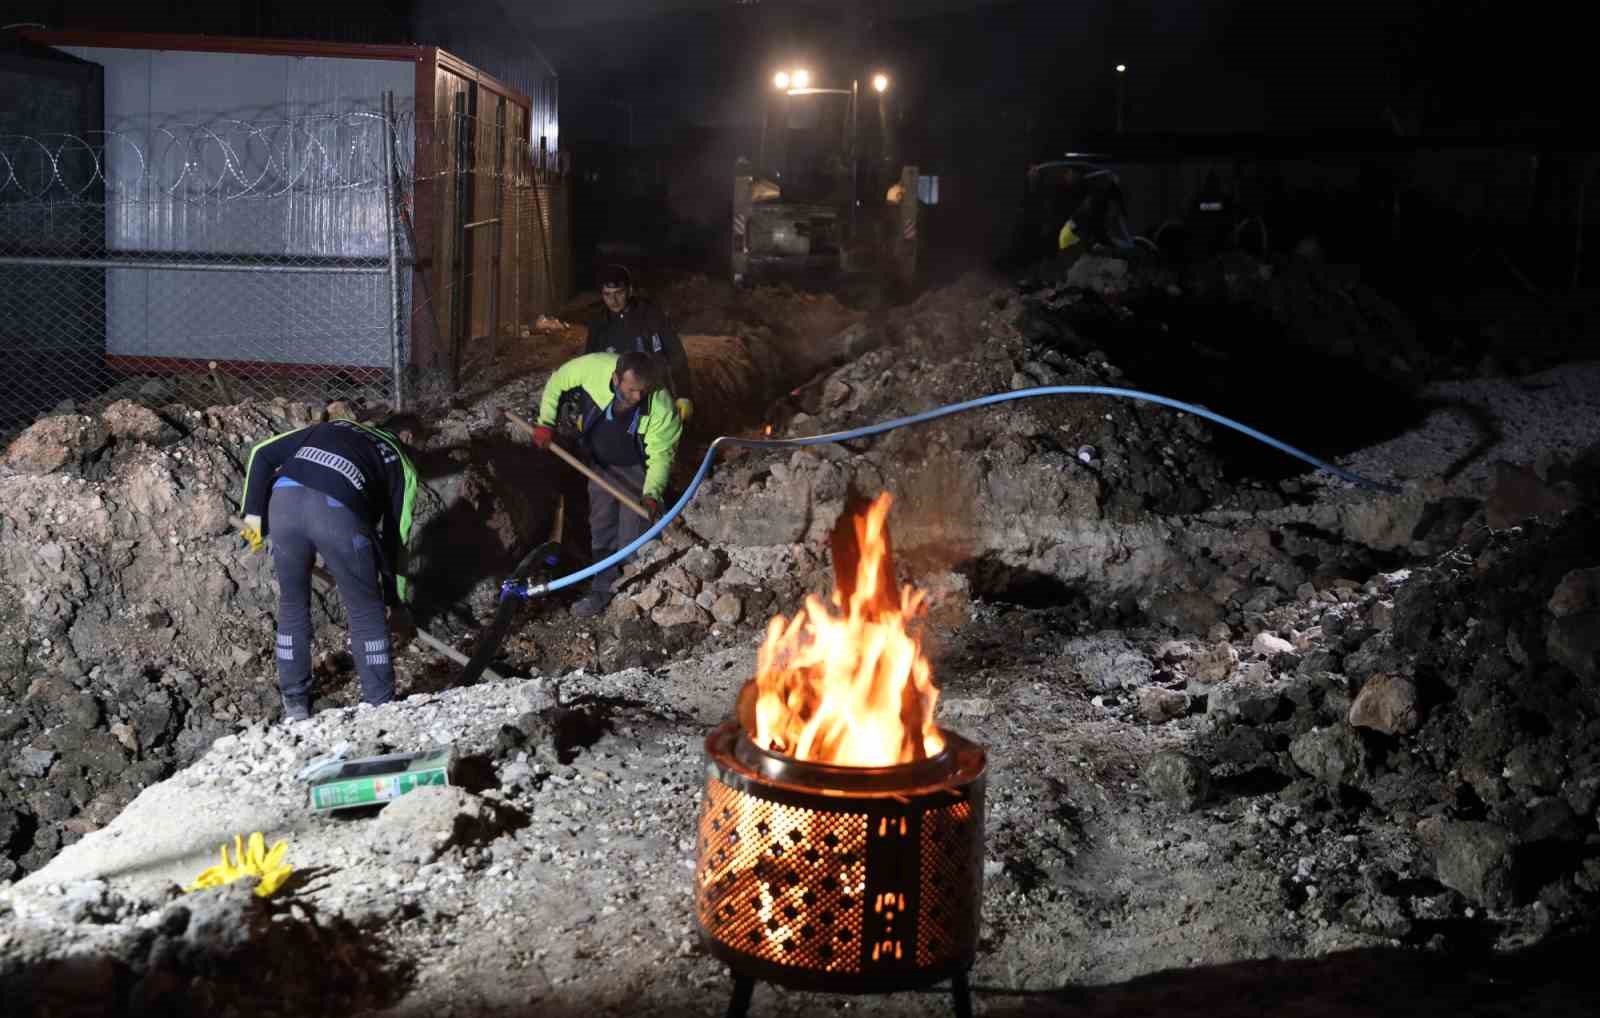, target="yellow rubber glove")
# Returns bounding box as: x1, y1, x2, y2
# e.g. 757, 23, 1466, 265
186, 832, 293, 898
1058, 220, 1080, 251
240, 514, 264, 554
675, 397, 694, 422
